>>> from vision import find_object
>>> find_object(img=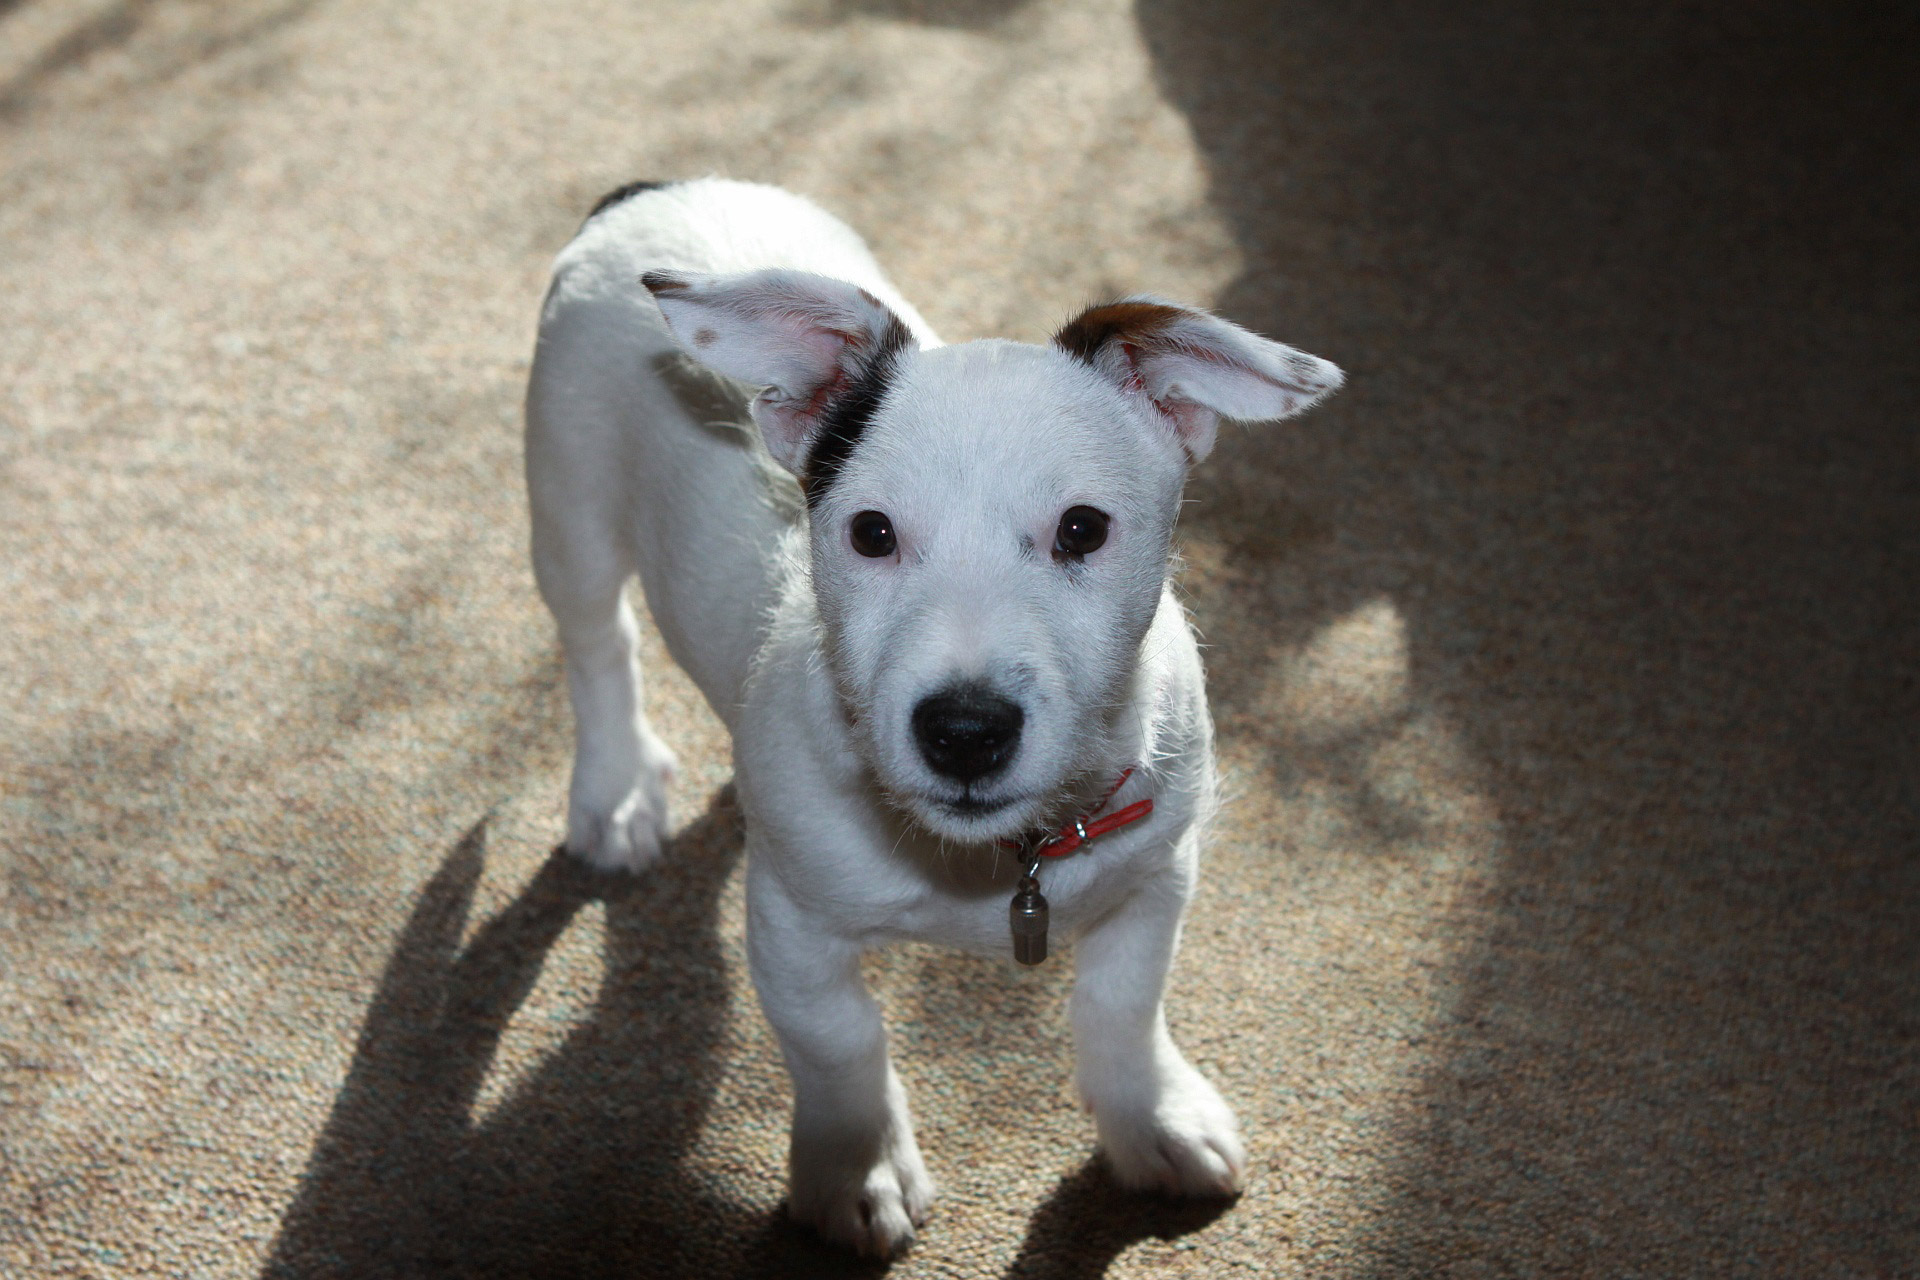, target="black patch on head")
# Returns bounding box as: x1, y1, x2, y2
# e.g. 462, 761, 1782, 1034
585, 180, 675, 222
1053, 300, 1187, 364
804, 313, 912, 510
